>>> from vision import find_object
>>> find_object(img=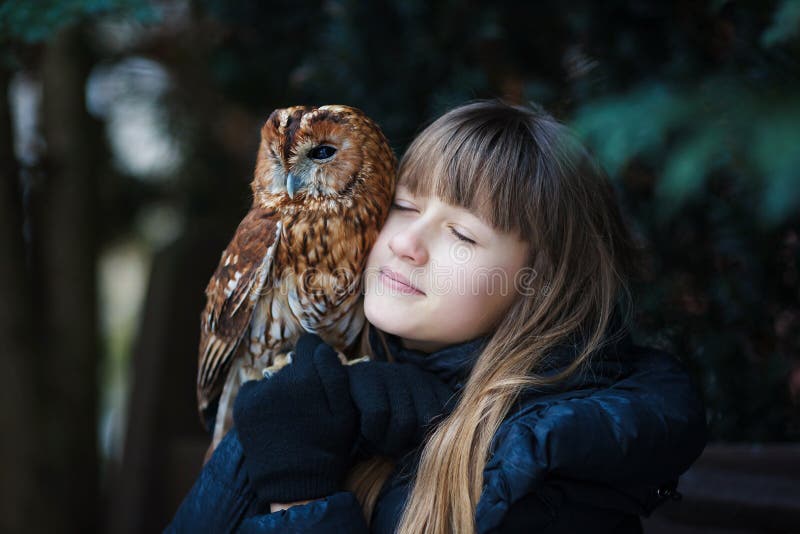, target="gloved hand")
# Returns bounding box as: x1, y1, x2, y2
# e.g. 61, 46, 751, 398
346, 360, 459, 457
233, 333, 358, 504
